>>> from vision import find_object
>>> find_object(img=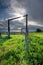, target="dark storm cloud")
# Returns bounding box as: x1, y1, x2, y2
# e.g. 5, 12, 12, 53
0, 0, 10, 19
0, 0, 43, 25
0, 0, 10, 9
16, 0, 43, 25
